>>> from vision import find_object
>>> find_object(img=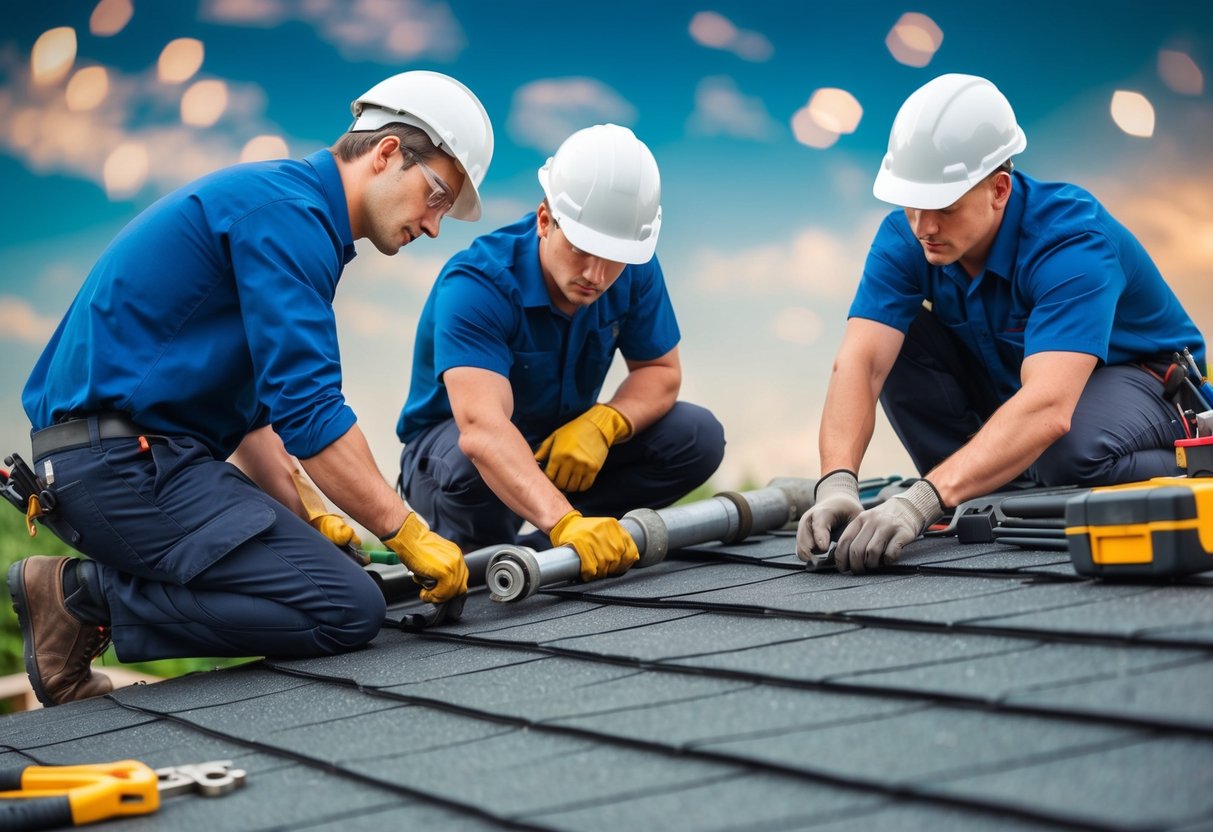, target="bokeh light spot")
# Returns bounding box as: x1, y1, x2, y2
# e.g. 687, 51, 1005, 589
886, 12, 943, 68
240, 135, 289, 163
65, 66, 110, 112
1110, 90, 1155, 137
104, 142, 149, 198
1159, 50, 1203, 96
32, 27, 77, 86
688, 10, 772, 62
689, 11, 737, 48
734, 32, 774, 62
159, 38, 205, 84
807, 88, 862, 135
791, 107, 839, 149
181, 79, 229, 127
90, 0, 133, 36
